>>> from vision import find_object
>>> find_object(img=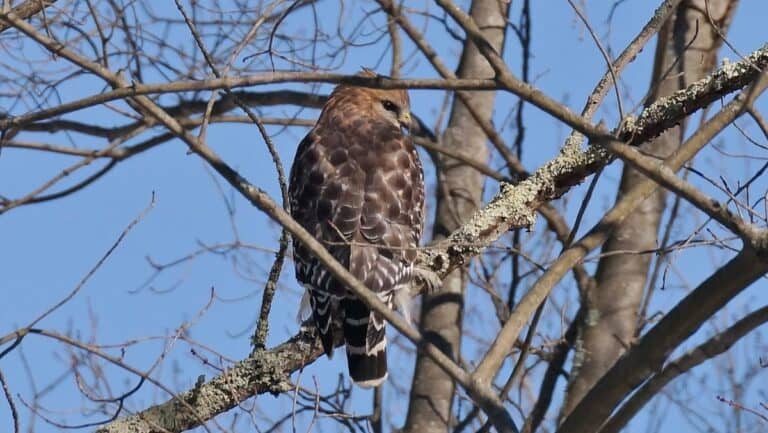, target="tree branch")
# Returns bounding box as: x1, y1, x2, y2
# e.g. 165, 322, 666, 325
0, 76, 497, 132
96, 329, 319, 433
600, 305, 768, 433
0, 0, 58, 34
557, 242, 768, 433
3, 5, 765, 432
470, 72, 767, 385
